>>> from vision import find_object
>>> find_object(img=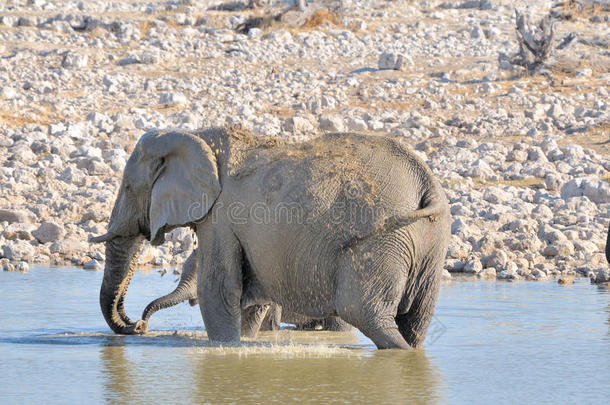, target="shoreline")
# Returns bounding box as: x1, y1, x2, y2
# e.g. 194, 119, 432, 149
2, 262, 608, 287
